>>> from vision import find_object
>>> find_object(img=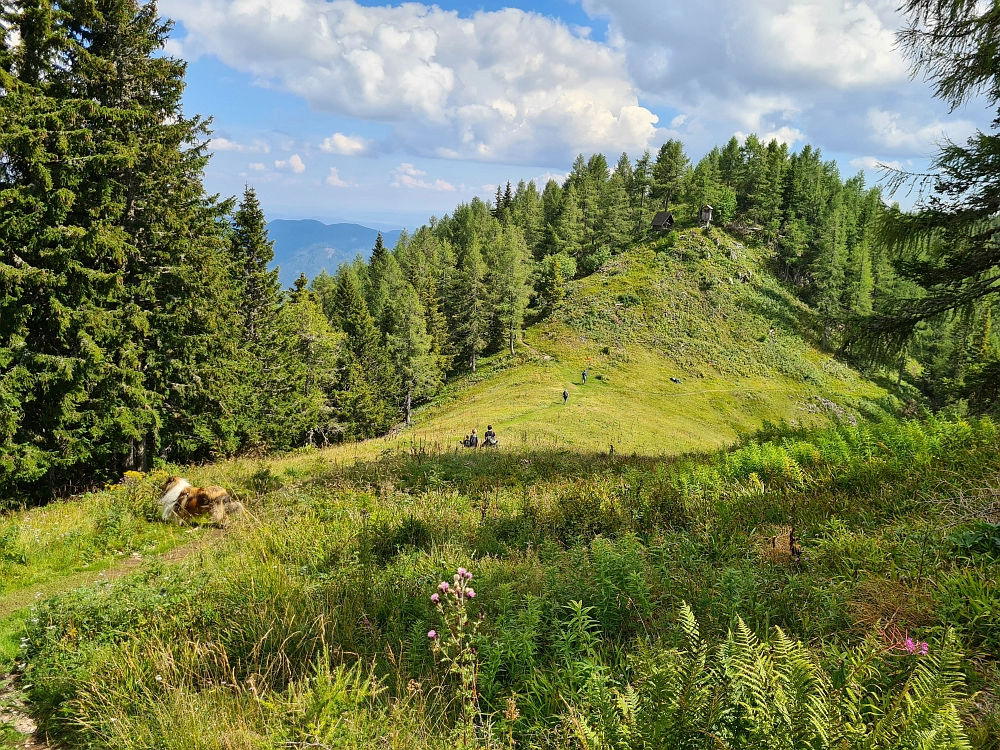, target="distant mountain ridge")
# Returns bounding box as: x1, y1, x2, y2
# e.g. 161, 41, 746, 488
267, 219, 403, 287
